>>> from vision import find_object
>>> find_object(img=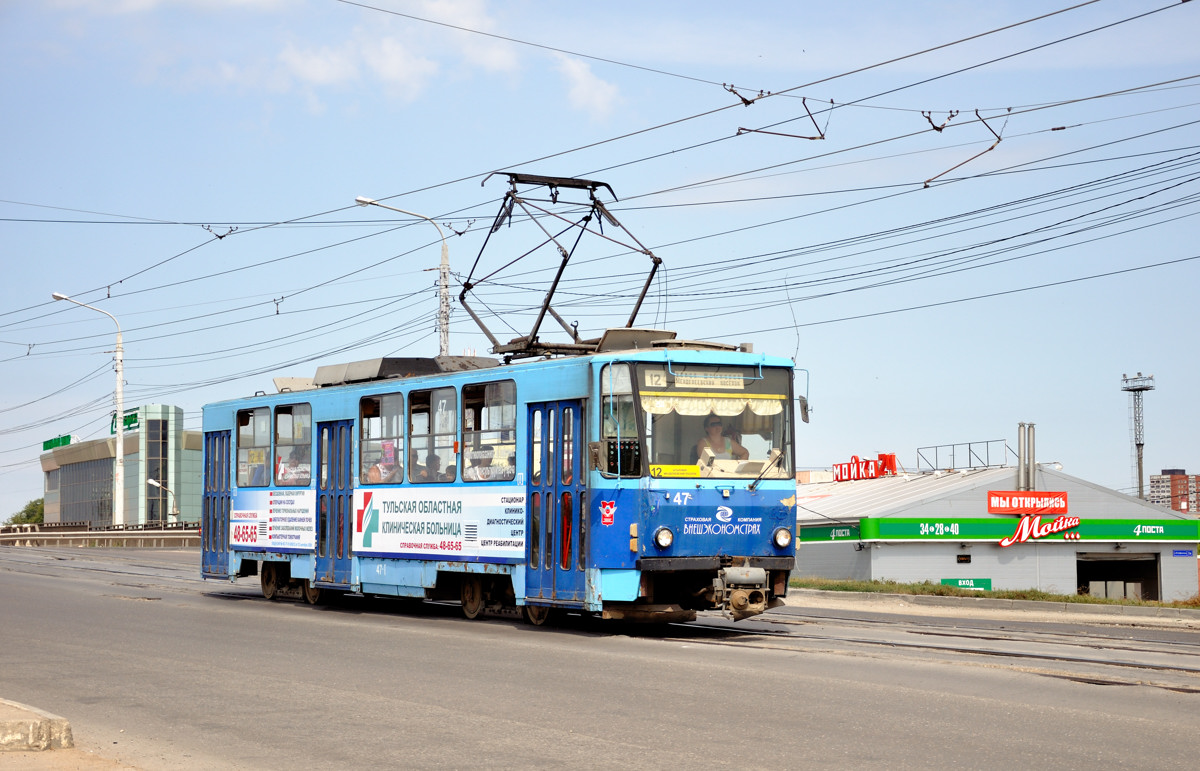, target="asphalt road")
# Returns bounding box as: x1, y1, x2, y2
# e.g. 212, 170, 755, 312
2, 547, 1198, 769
